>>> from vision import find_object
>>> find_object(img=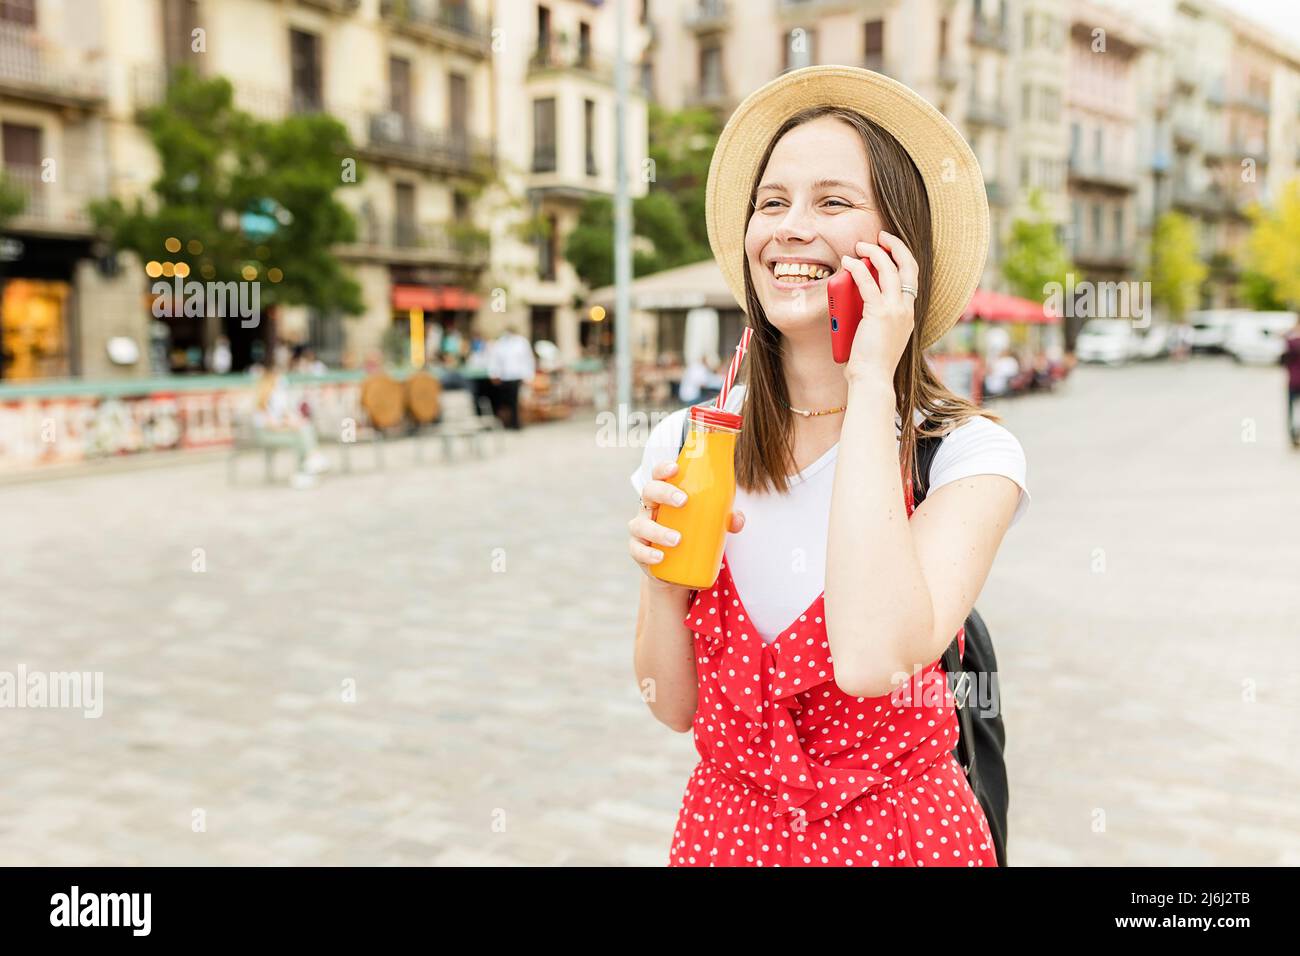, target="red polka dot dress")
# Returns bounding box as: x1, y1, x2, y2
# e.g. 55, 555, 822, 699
667, 475, 998, 868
